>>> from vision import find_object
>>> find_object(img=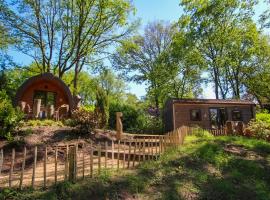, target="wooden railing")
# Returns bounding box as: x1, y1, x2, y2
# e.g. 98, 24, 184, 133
0, 126, 188, 189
